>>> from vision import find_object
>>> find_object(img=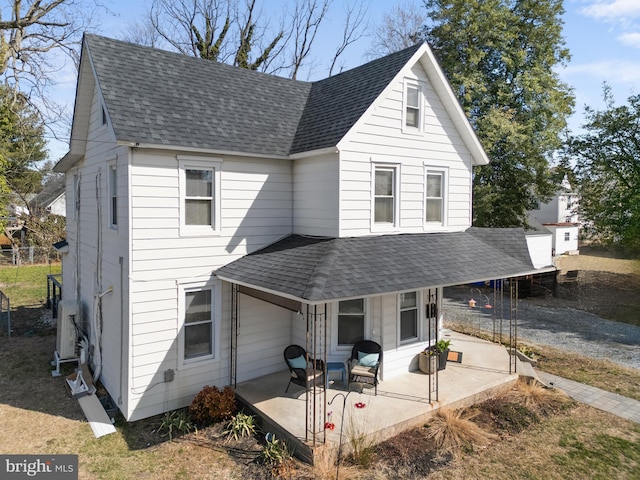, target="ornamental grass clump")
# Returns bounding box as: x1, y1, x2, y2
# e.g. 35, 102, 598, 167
425, 408, 496, 458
